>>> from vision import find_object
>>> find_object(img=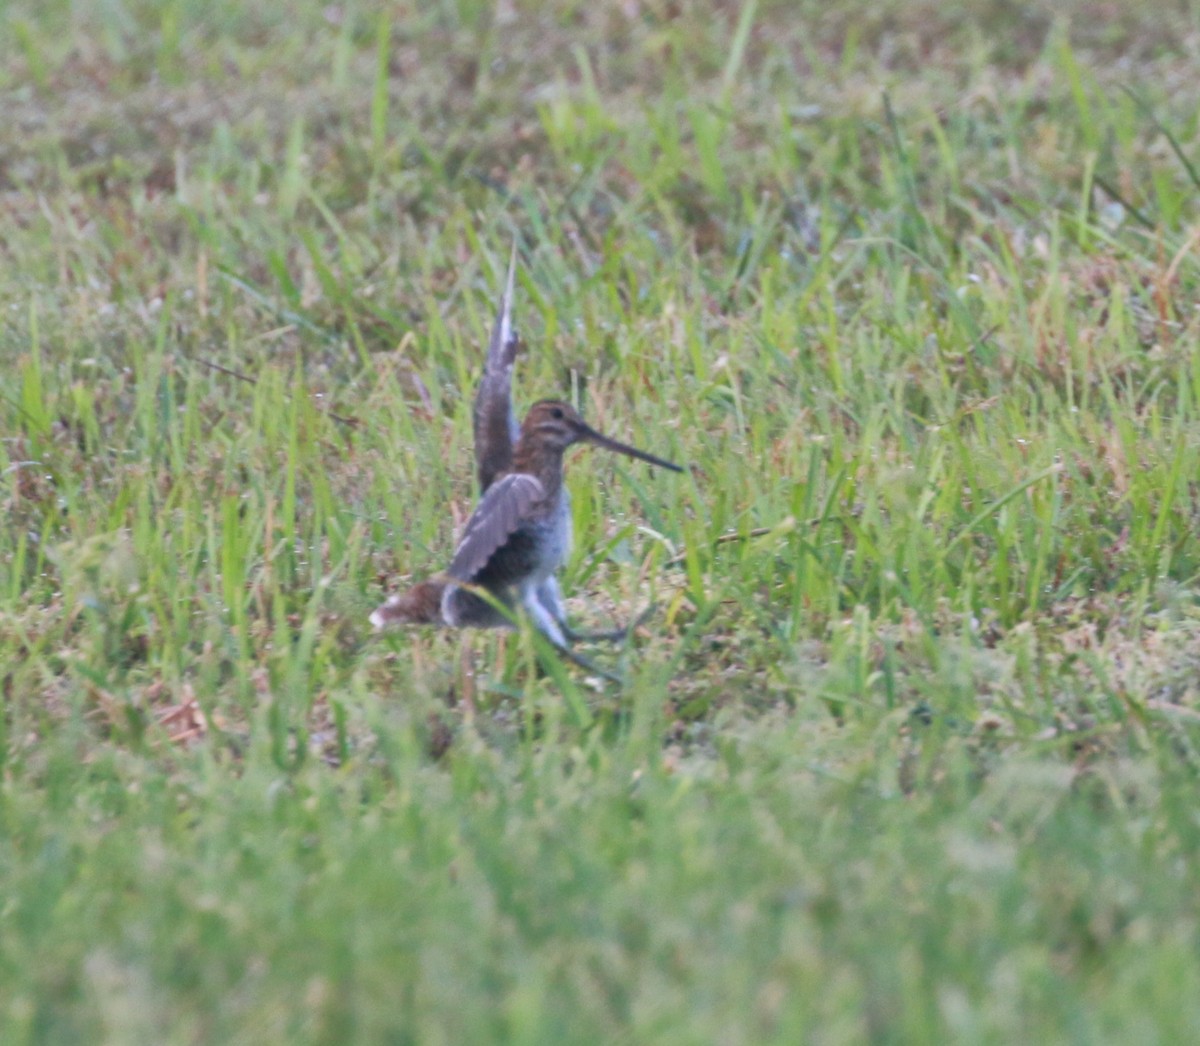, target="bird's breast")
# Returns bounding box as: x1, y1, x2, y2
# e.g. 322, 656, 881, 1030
535, 489, 572, 573
514, 494, 571, 582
